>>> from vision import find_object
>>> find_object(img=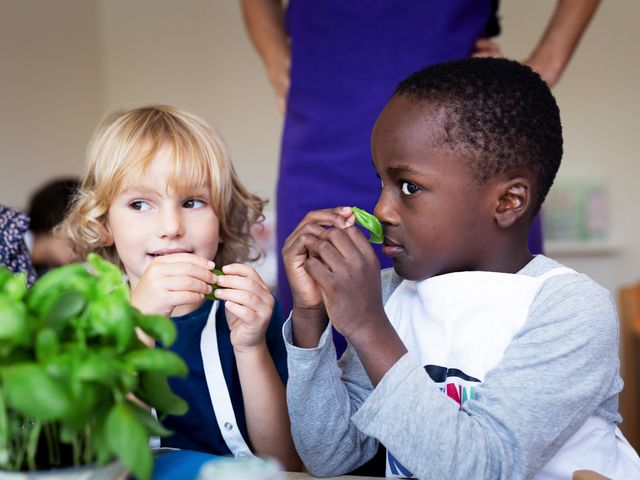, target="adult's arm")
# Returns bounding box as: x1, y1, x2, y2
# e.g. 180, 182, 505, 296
473, 0, 600, 87
525, 0, 600, 87
240, 0, 290, 112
